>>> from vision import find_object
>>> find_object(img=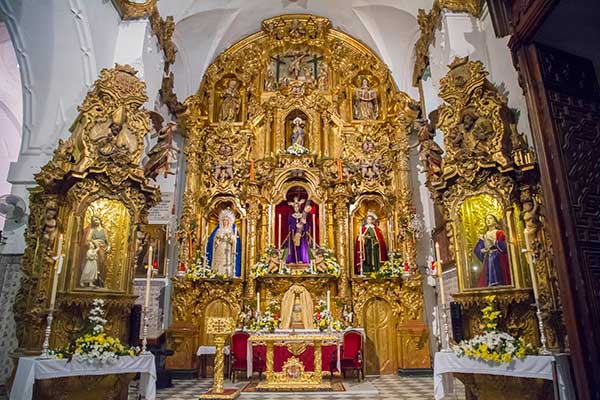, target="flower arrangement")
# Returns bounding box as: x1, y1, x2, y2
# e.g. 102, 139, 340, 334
313, 300, 345, 332
251, 245, 284, 278
368, 251, 409, 279
186, 253, 228, 281
279, 143, 312, 156
312, 246, 341, 278
248, 300, 280, 332
49, 299, 139, 364
453, 295, 533, 363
